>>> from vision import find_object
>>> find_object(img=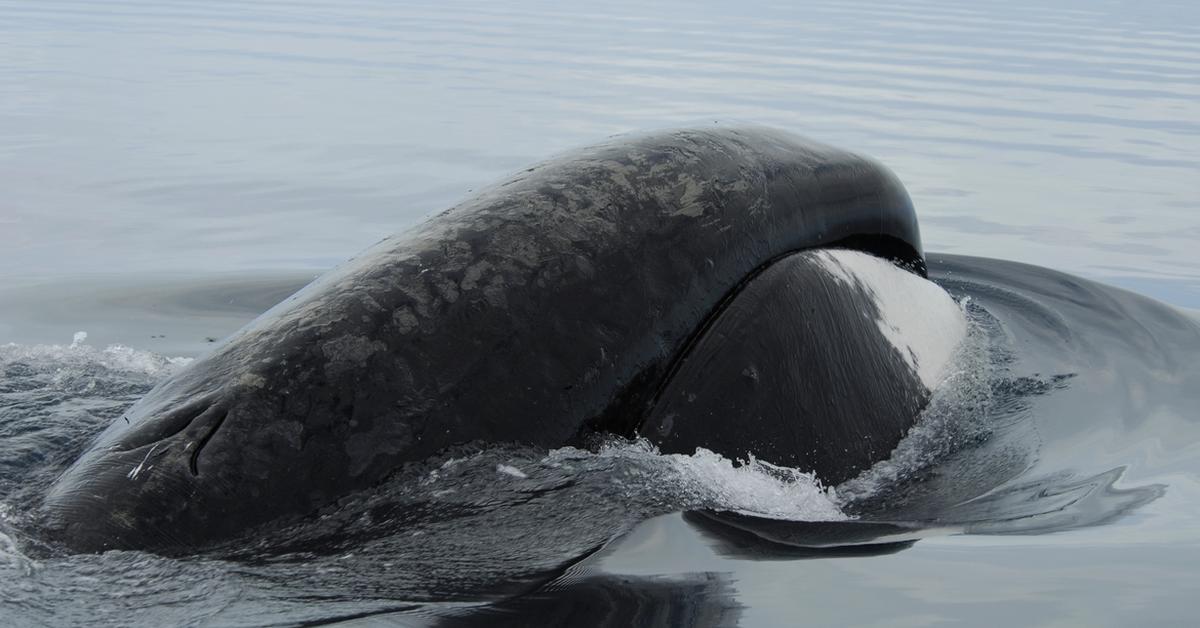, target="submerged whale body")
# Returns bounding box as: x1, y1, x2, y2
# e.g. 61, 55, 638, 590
42, 126, 967, 553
